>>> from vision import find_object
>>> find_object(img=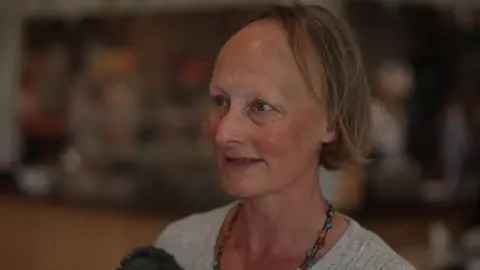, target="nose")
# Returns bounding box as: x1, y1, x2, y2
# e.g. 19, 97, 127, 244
214, 109, 249, 147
